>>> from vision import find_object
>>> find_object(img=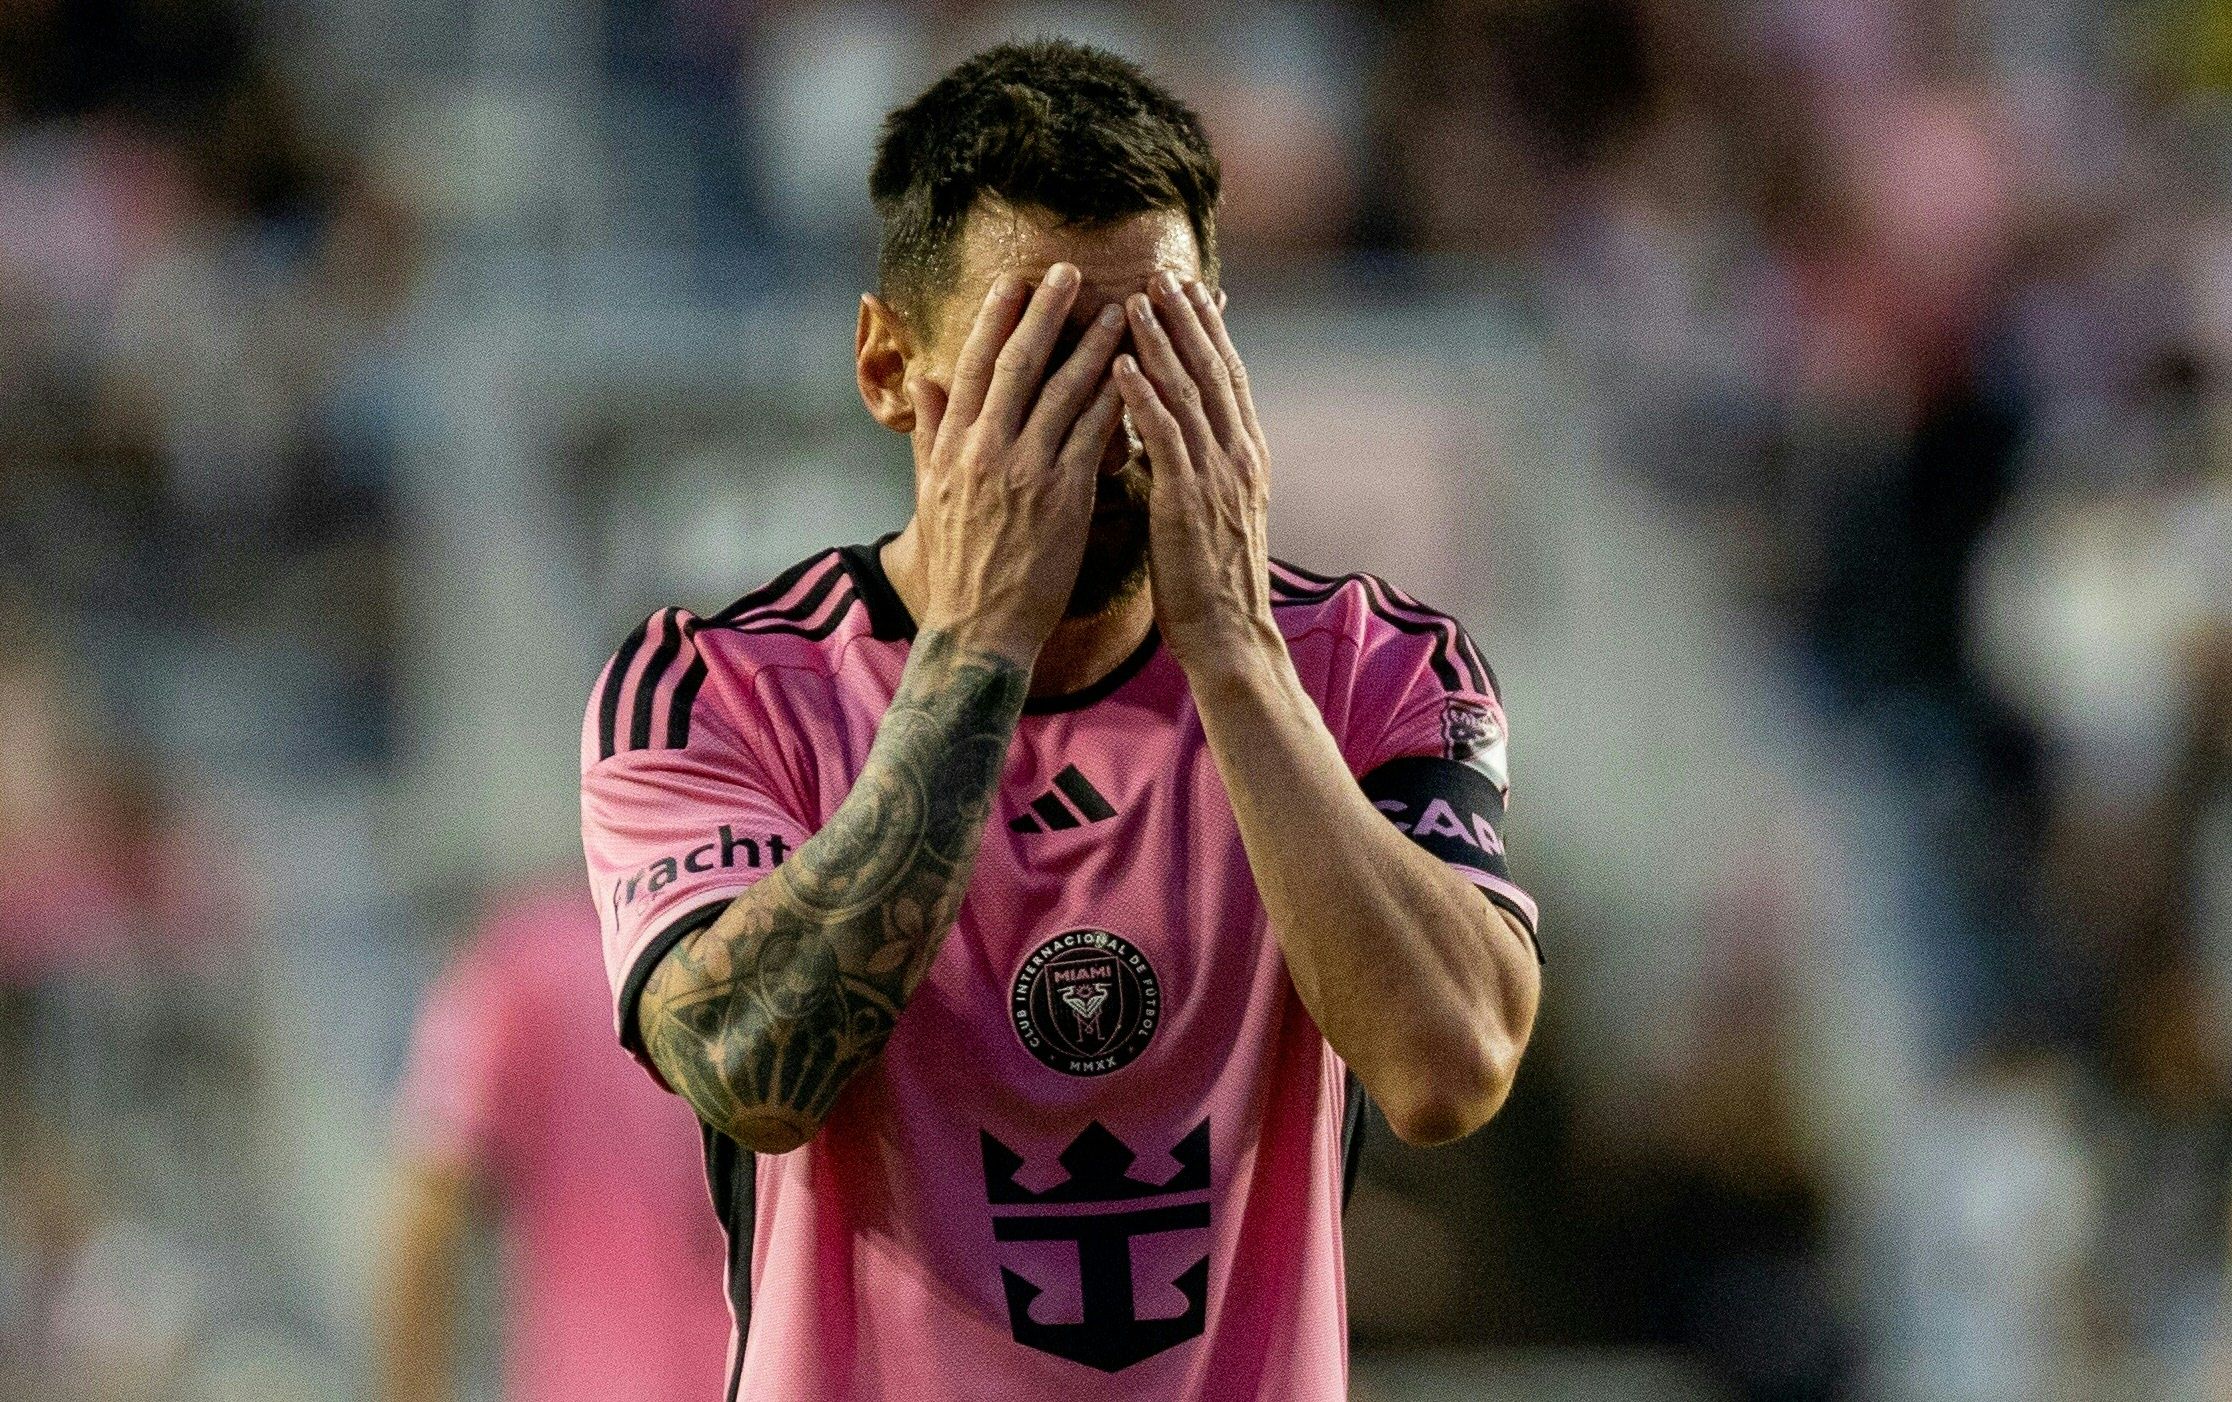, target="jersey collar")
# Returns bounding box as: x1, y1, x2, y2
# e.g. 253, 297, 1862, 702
836, 533, 1163, 715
